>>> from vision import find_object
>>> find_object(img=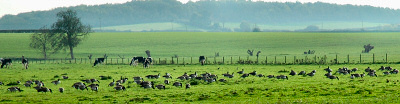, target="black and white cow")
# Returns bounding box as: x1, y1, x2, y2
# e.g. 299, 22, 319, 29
22, 56, 28, 69
130, 56, 145, 66
199, 56, 205, 66
143, 57, 153, 68
1, 58, 12, 68
93, 58, 105, 67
